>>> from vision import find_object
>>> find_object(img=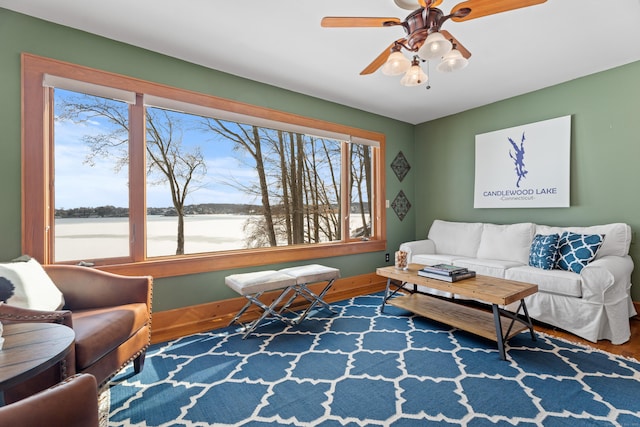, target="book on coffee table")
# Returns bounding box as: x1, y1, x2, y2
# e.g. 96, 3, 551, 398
420, 264, 468, 276
418, 269, 476, 282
